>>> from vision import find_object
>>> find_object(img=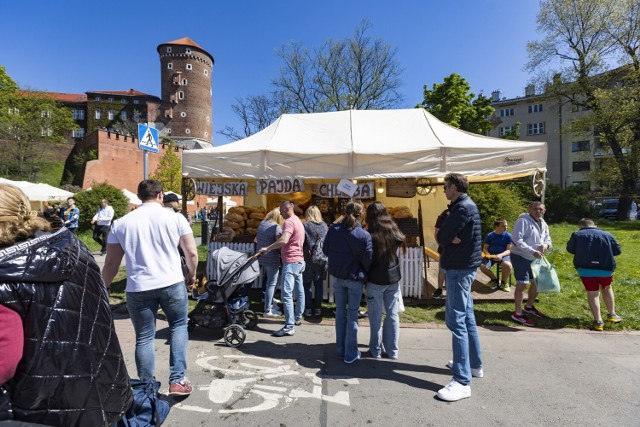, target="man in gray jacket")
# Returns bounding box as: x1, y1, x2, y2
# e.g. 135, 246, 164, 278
510, 201, 552, 327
